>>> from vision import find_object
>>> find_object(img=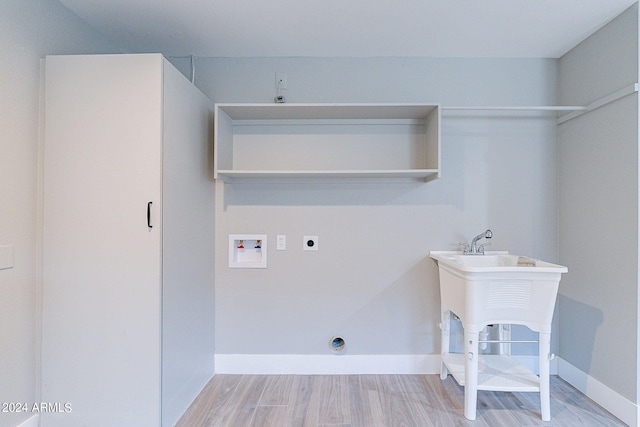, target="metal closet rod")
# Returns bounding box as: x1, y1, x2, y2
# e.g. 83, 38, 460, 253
557, 82, 638, 124
441, 82, 639, 125
442, 105, 584, 111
